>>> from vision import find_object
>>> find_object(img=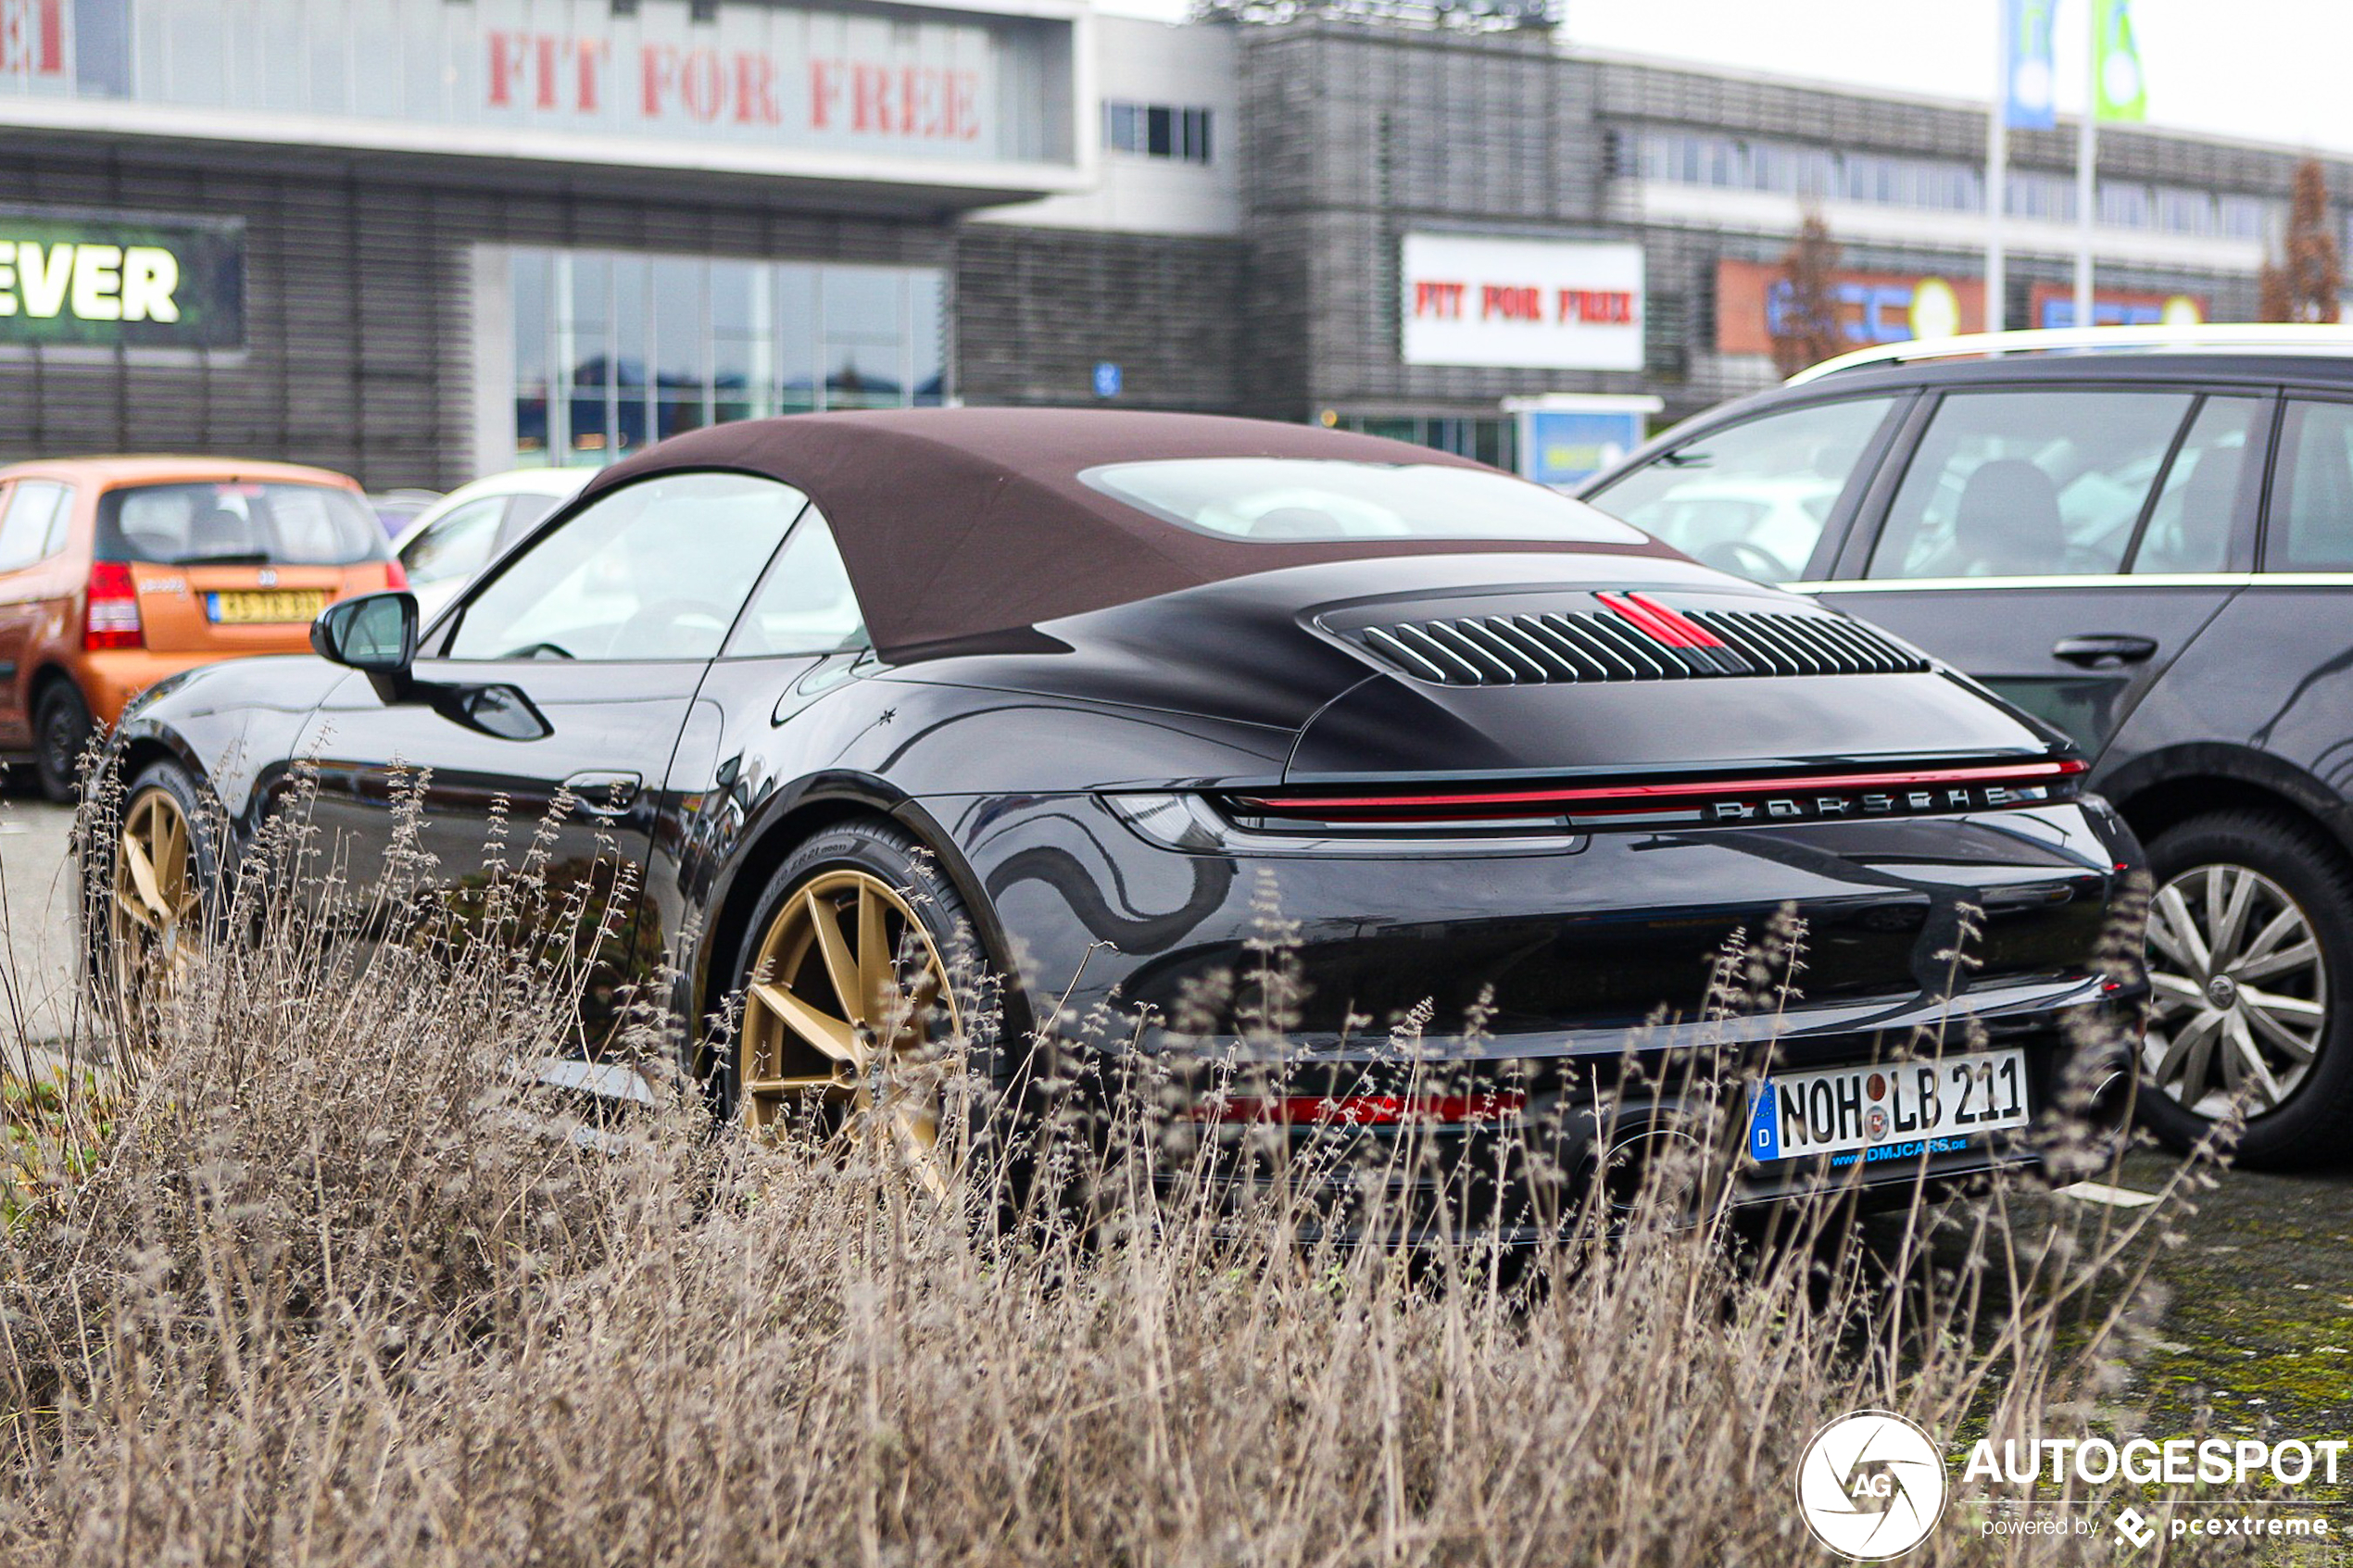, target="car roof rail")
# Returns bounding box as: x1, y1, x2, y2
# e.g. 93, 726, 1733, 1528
1785, 322, 2353, 385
